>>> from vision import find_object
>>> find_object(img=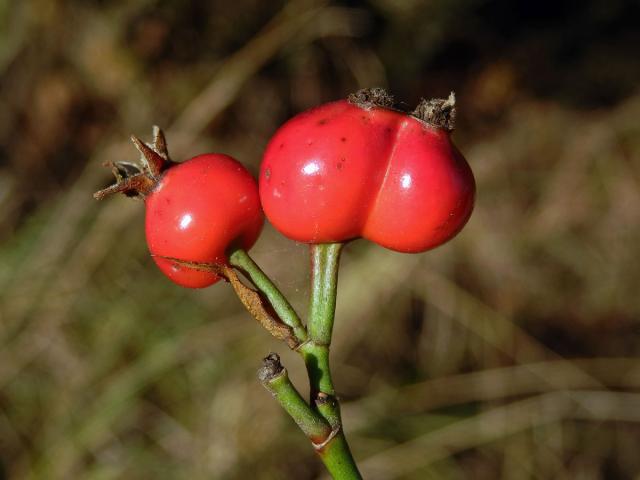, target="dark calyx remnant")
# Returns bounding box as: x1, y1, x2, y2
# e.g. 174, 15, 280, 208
348, 87, 395, 110
412, 92, 457, 132
93, 126, 172, 200
348, 88, 457, 131
257, 352, 285, 382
